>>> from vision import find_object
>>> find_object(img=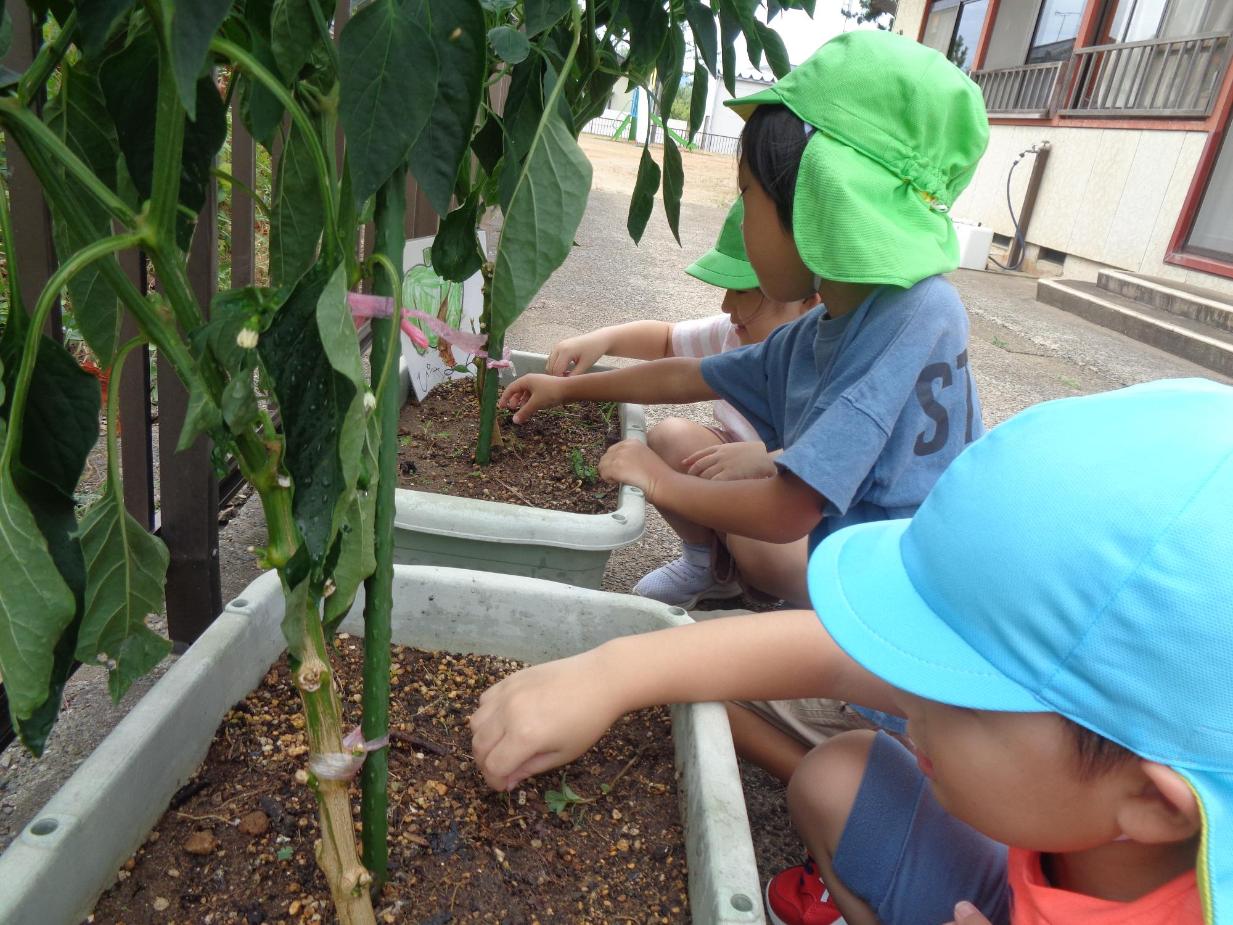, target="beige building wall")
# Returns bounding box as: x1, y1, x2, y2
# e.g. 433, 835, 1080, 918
894, 0, 928, 38
953, 124, 1233, 296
